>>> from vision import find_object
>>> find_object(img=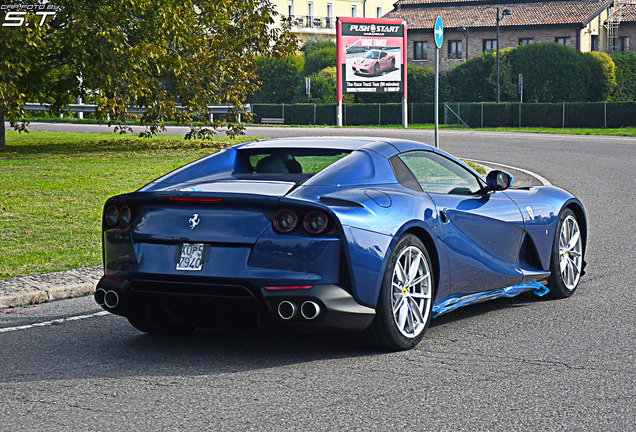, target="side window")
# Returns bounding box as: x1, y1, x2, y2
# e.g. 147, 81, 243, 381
398, 151, 483, 195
